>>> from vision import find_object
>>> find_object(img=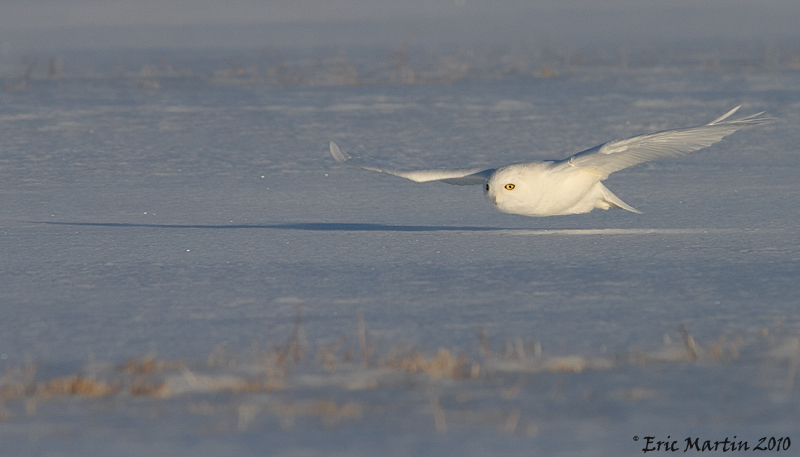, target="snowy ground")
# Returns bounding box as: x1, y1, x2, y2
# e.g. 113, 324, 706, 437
1, 49, 799, 456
